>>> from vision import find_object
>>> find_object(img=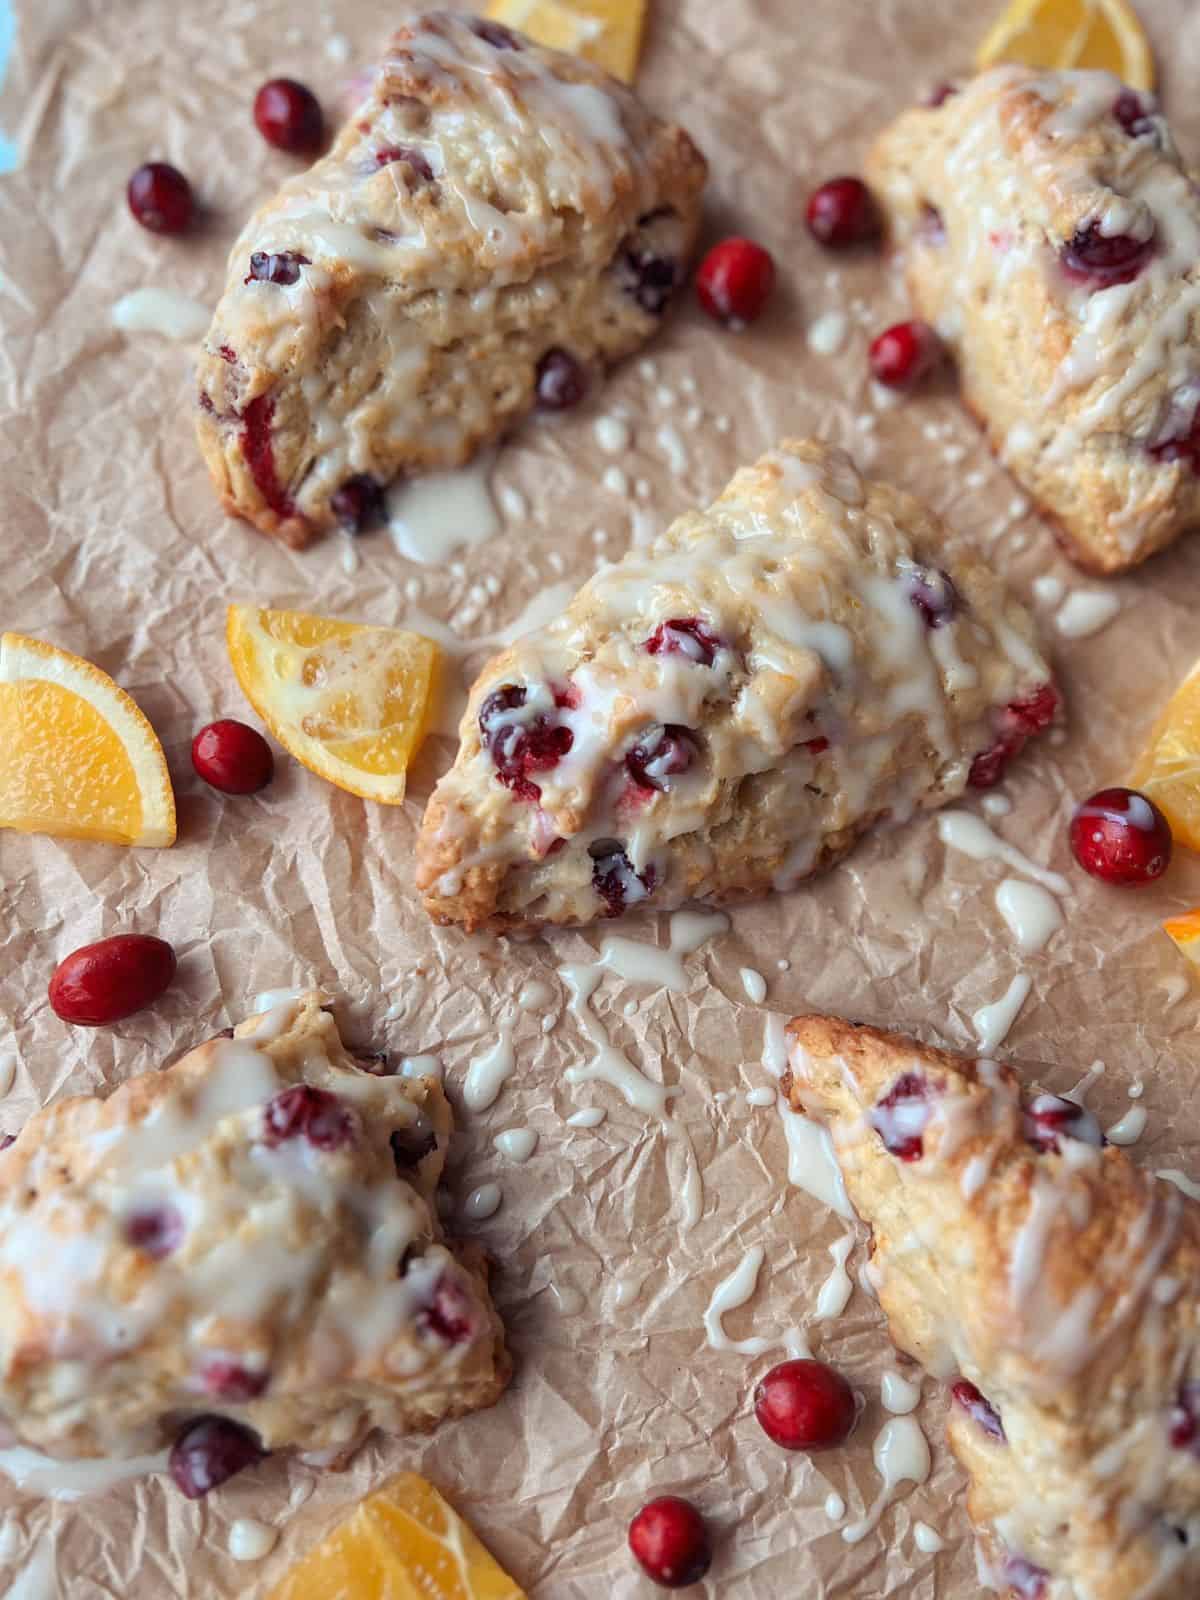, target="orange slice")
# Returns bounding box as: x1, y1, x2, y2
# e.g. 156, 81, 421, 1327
0, 632, 175, 847
975, 0, 1154, 90
267, 1472, 527, 1600
1129, 659, 1200, 851
226, 605, 439, 805
1163, 908, 1200, 969
485, 0, 646, 80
